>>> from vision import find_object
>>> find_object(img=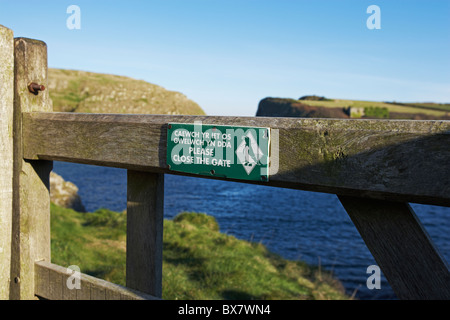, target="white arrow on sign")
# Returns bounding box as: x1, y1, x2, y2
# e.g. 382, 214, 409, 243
235, 131, 263, 175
